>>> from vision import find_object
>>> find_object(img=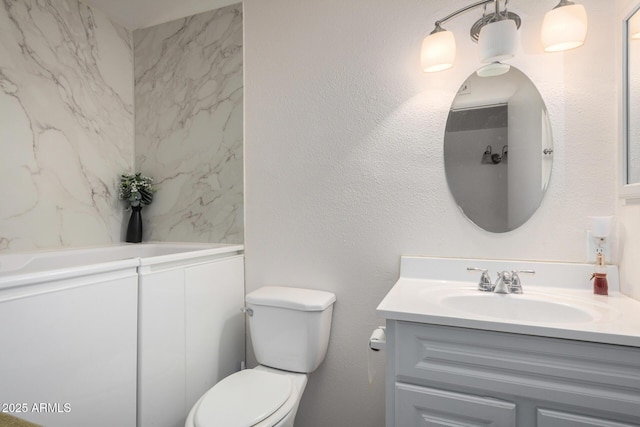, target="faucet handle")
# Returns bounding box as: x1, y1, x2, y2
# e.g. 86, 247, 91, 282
510, 270, 535, 294
467, 267, 493, 292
